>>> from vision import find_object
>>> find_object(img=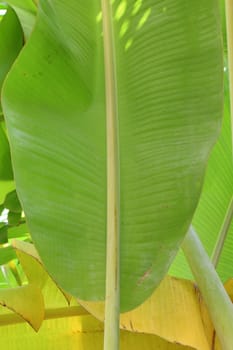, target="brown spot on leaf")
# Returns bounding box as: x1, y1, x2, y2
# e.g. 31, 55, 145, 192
137, 266, 152, 286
